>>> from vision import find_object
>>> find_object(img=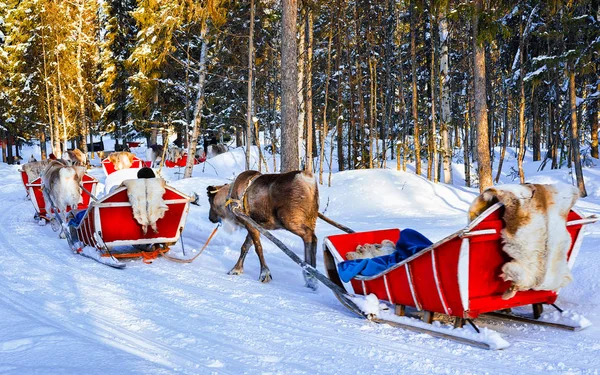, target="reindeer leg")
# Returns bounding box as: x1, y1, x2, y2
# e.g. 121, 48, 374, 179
302, 232, 318, 290
228, 233, 253, 276
248, 227, 271, 283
